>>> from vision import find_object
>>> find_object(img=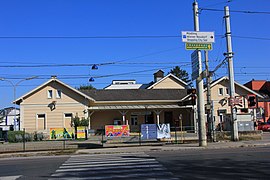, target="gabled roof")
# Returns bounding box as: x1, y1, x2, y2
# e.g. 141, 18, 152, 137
80, 89, 188, 102
209, 76, 264, 98
14, 78, 95, 104
147, 73, 188, 89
